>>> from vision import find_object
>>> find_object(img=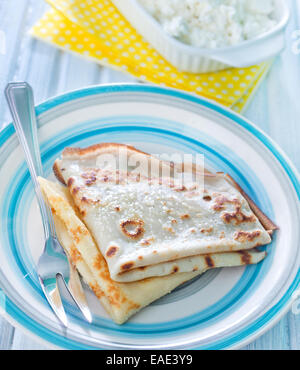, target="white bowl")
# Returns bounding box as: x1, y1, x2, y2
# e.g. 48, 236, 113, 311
112, 0, 290, 73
